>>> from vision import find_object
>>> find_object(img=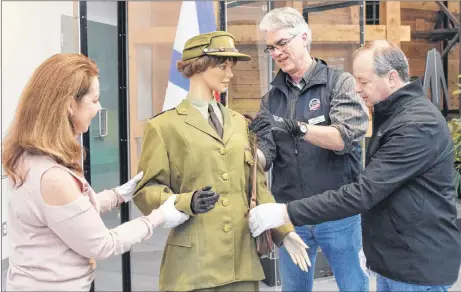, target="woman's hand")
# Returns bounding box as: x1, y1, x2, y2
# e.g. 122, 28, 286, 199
113, 172, 144, 203
148, 195, 190, 228
89, 258, 97, 270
